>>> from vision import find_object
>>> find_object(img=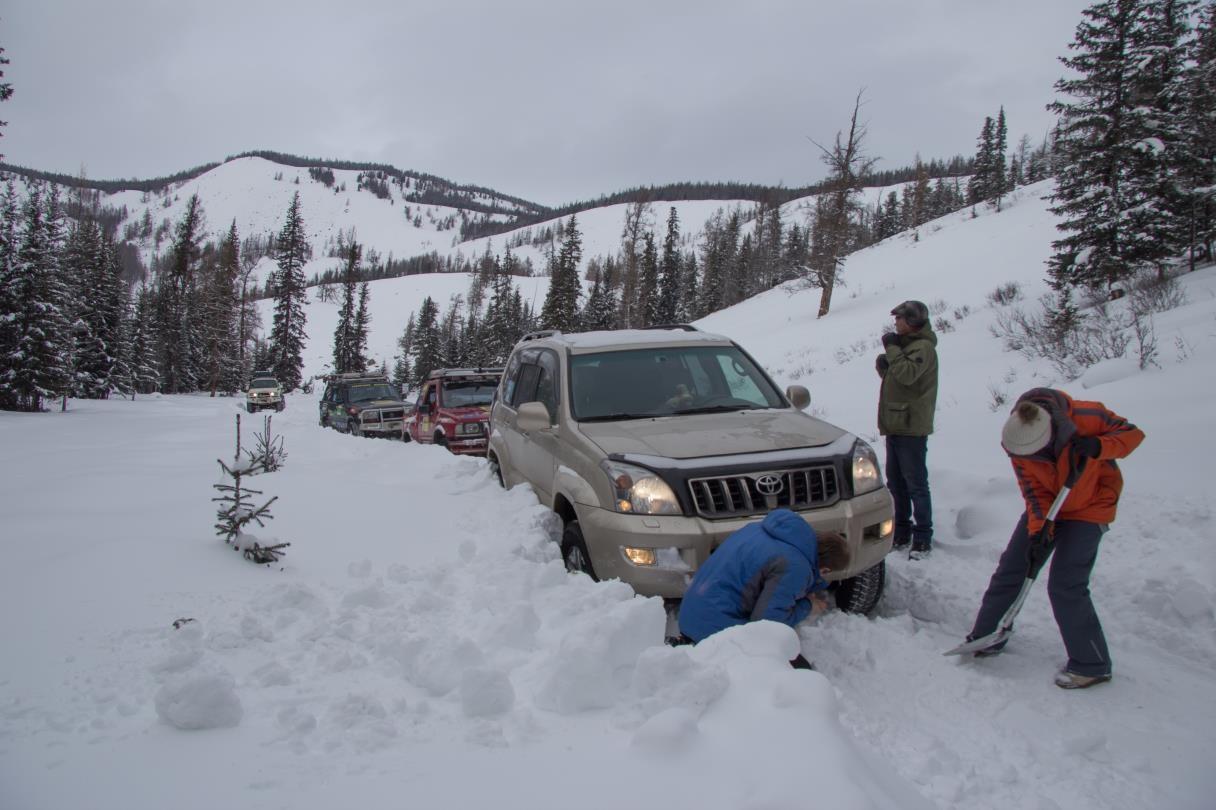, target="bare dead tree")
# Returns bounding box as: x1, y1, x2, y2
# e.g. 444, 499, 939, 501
808, 89, 878, 318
